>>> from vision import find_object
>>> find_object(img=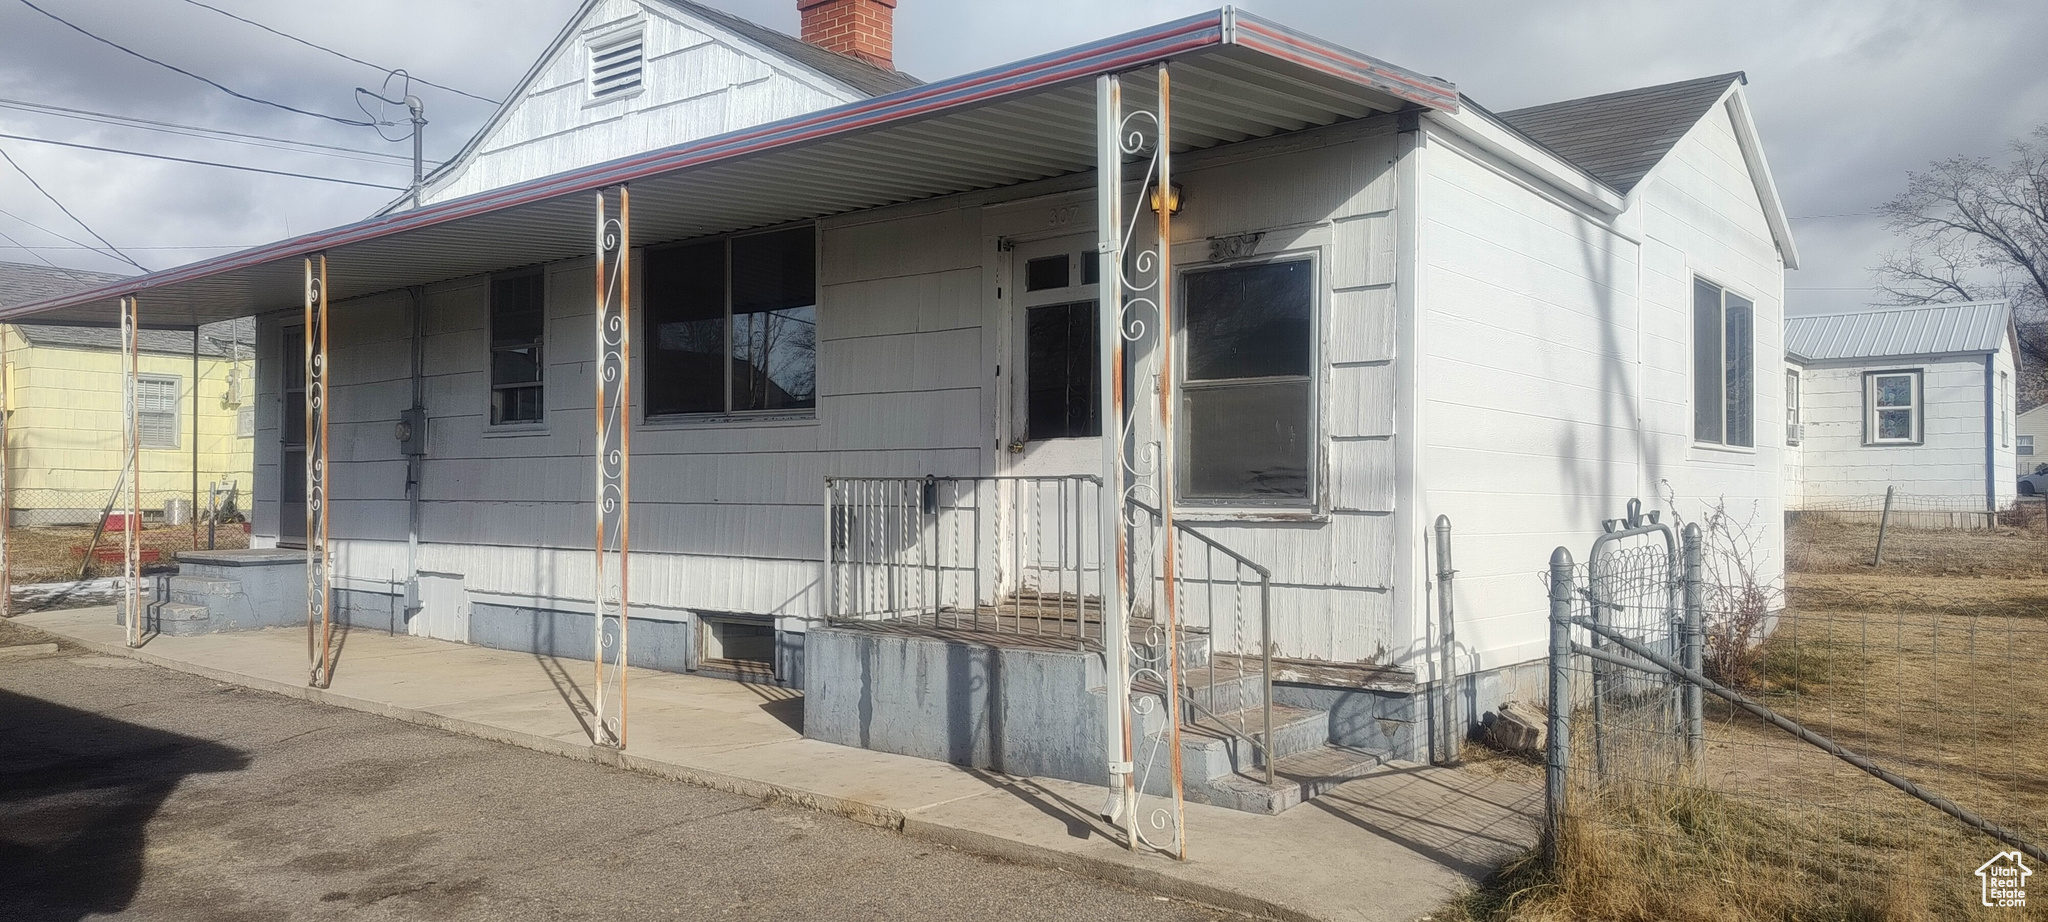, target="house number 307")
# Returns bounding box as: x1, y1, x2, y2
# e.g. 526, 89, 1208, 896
1047, 205, 1081, 228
